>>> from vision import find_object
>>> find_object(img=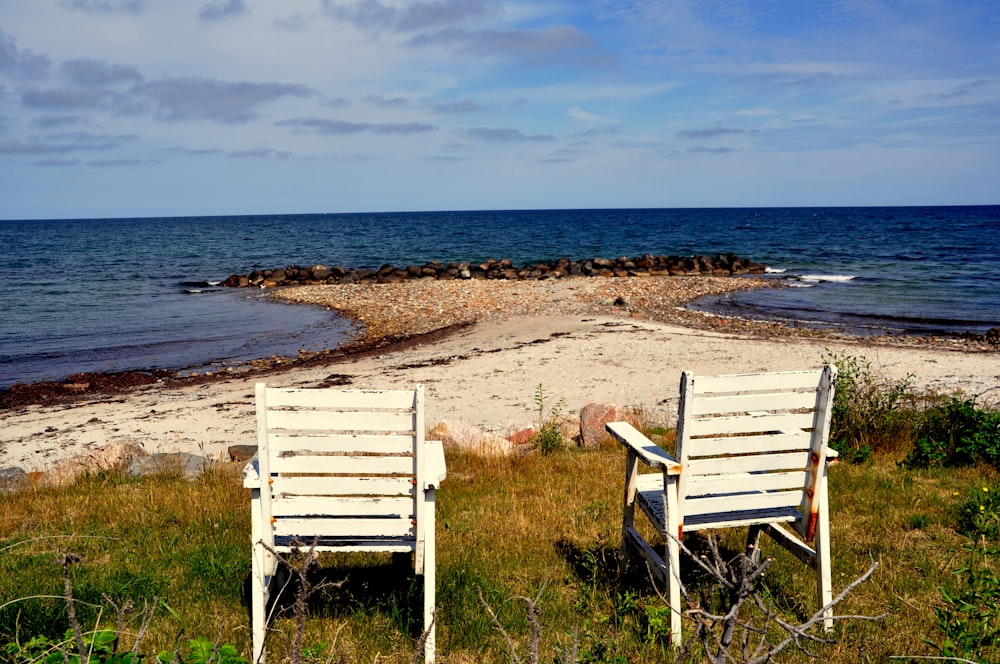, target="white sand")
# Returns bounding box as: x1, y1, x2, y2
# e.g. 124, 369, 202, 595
2, 314, 998, 472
